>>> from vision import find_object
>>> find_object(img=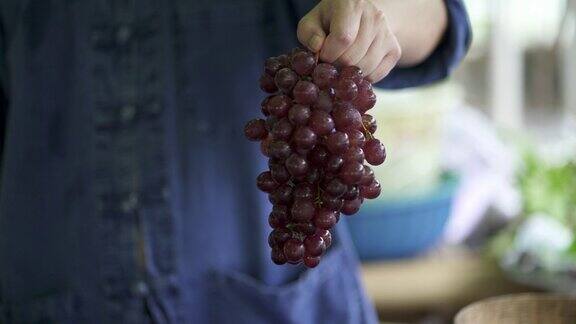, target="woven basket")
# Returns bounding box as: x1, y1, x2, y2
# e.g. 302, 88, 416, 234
455, 294, 576, 324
